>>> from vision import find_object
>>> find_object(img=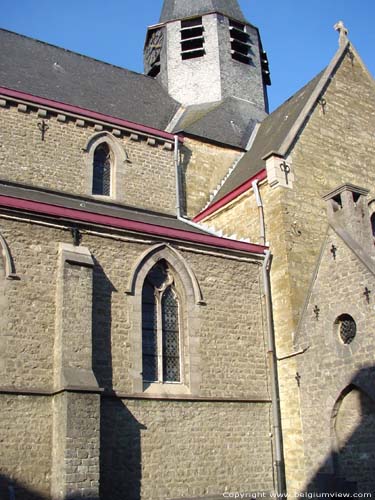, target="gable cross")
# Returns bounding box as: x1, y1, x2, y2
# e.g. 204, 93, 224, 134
334, 21, 349, 47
